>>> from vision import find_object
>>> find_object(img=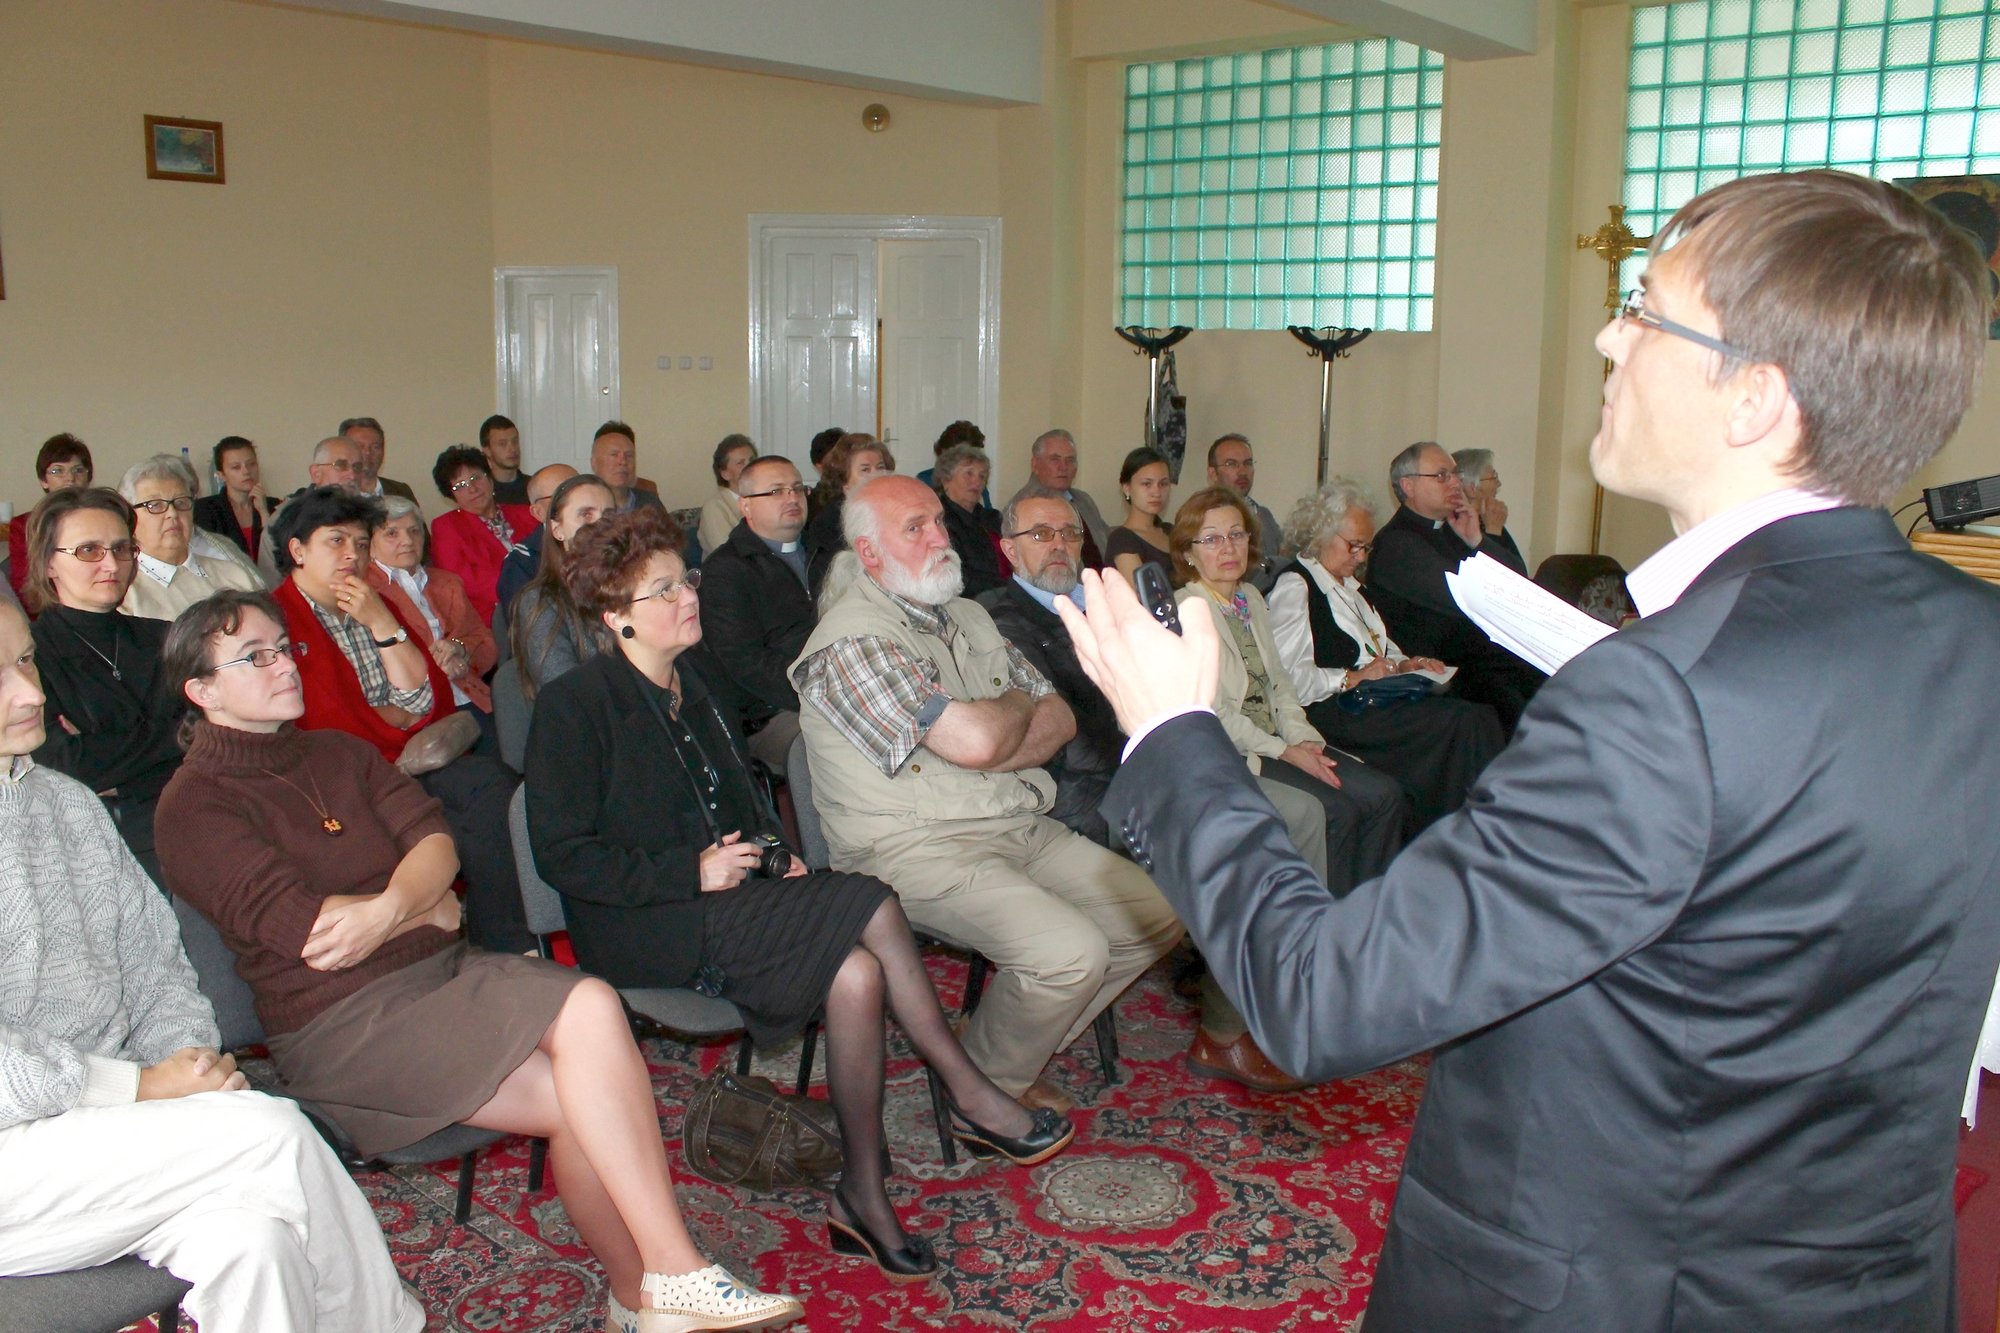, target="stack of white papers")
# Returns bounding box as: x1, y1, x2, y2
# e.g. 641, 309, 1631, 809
1444, 553, 1616, 675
